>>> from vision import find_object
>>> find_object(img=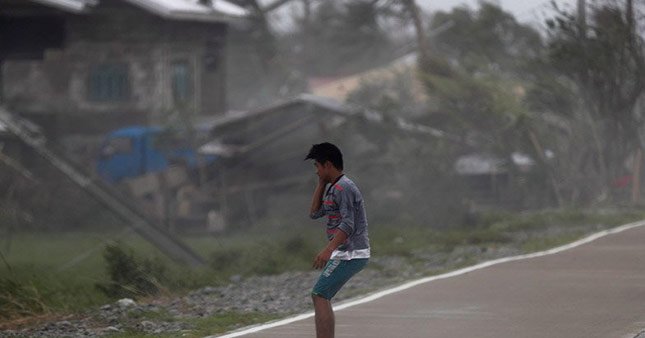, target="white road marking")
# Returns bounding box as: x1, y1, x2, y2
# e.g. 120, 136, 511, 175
207, 220, 645, 338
